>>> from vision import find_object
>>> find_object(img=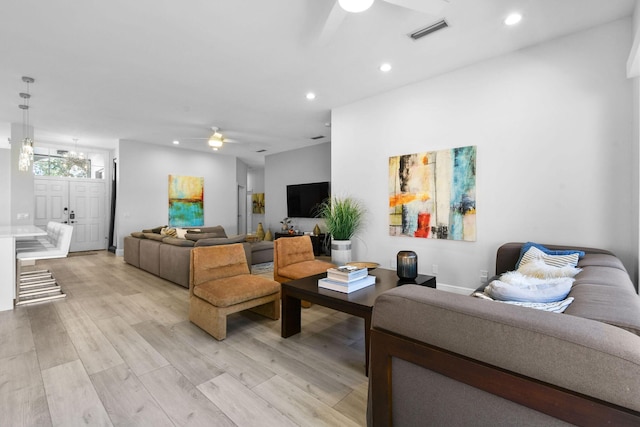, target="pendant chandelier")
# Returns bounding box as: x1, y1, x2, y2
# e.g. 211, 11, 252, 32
18, 76, 35, 172
65, 138, 86, 161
